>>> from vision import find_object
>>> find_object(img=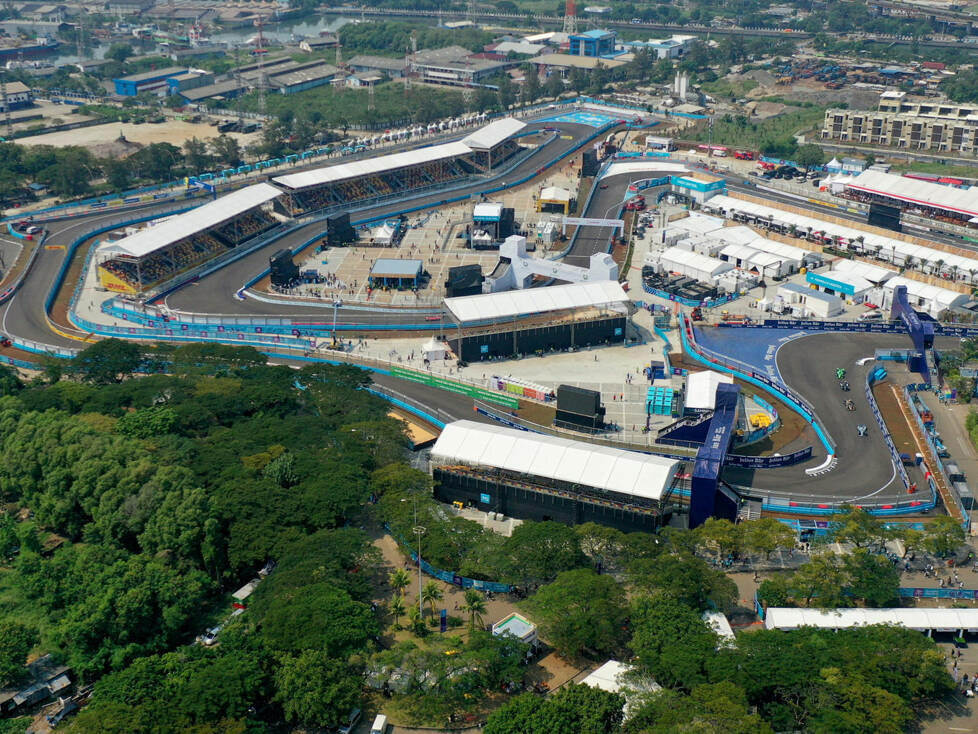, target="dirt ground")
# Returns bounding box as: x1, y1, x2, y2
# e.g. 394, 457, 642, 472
15, 119, 259, 153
